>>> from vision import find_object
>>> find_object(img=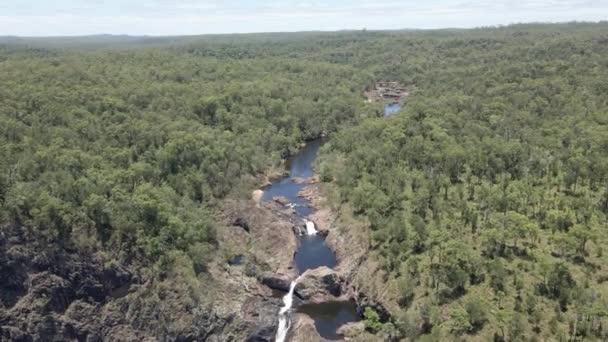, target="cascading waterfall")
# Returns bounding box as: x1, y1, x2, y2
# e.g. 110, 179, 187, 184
275, 276, 302, 342
266, 139, 348, 341
275, 221, 316, 341
305, 220, 318, 235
